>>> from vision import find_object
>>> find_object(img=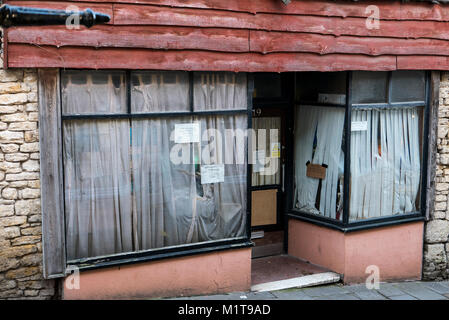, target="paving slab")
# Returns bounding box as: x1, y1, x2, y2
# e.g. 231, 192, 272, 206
301, 284, 350, 297
270, 289, 314, 300
375, 283, 407, 298
394, 282, 447, 300
389, 294, 418, 300
316, 294, 361, 300
343, 284, 388, 300
423, 282, 449, 294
